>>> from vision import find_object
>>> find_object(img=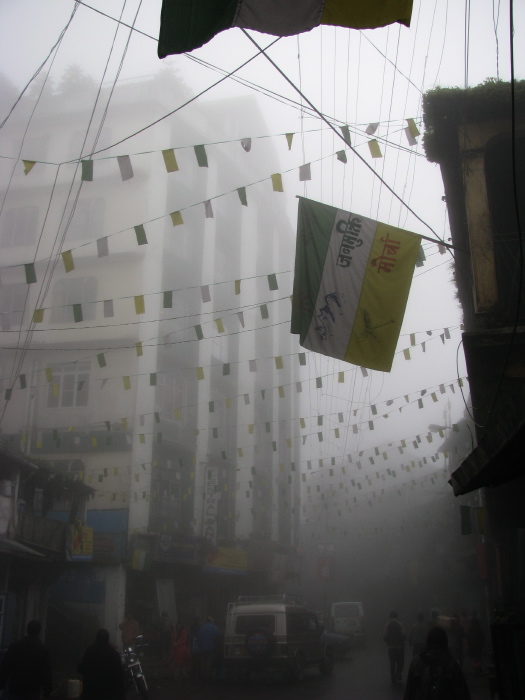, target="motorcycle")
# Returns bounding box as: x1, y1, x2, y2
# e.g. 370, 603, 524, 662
121, 635, 149, 699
